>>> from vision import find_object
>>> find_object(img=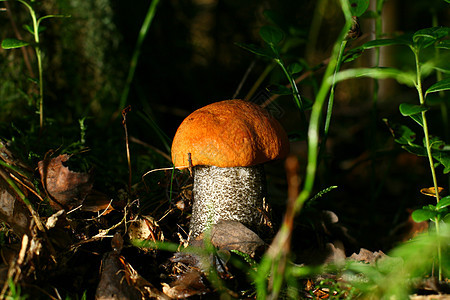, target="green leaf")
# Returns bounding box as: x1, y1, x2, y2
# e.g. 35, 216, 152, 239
343, 48, 364, 63
411, 208, 436, 222
425, 78, 450, 97
399, 103, 428, 116
268, 84, 292, 95
409, 113, 424, 127
402, 144, 427, 156
395, 126, 417, 144
333, 67, 416, 87
413, 27, 449, 49
361, 38, 412, 49
432, 150, 450, 173
437, 196, 450, 210
1, 38, 30, 49
435, 40, 450, 50
259, 26, 284, 45
38, 14, 71, 23
349, 0, 369, 17
429, 136, 445, 151
385, 122, 417, 145
287, 62, 303, 75
23, 24, 34, 34
235, 42, 275, 59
